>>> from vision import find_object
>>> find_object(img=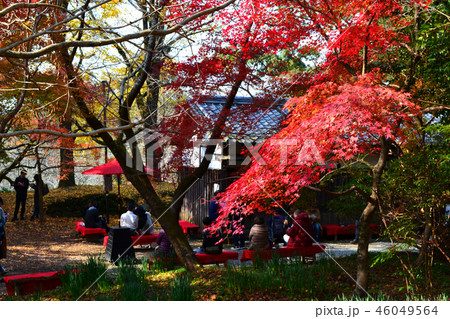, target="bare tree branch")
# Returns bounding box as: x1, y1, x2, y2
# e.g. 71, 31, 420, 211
0, 0, 237, 59
0, 124, 137, 139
